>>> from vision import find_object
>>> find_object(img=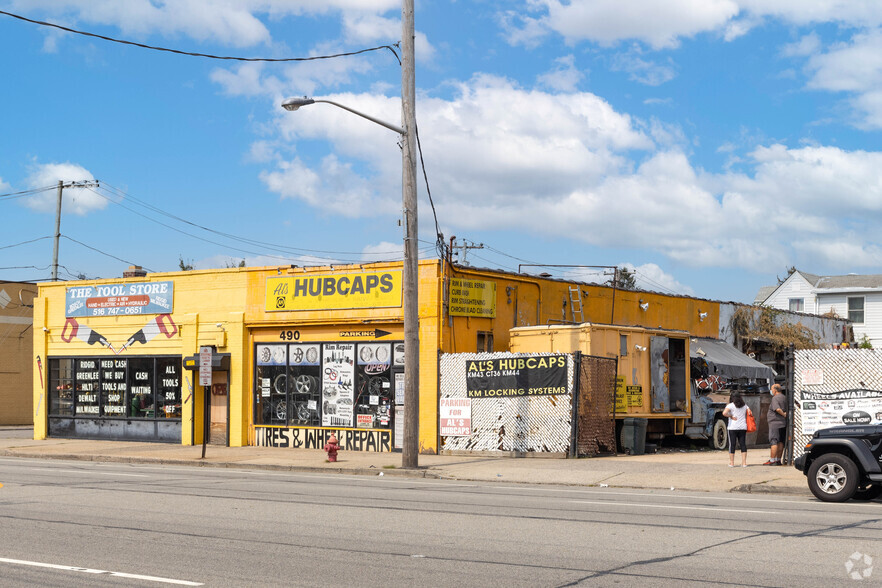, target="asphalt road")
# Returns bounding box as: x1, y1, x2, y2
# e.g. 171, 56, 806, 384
0, 457, 879, 587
